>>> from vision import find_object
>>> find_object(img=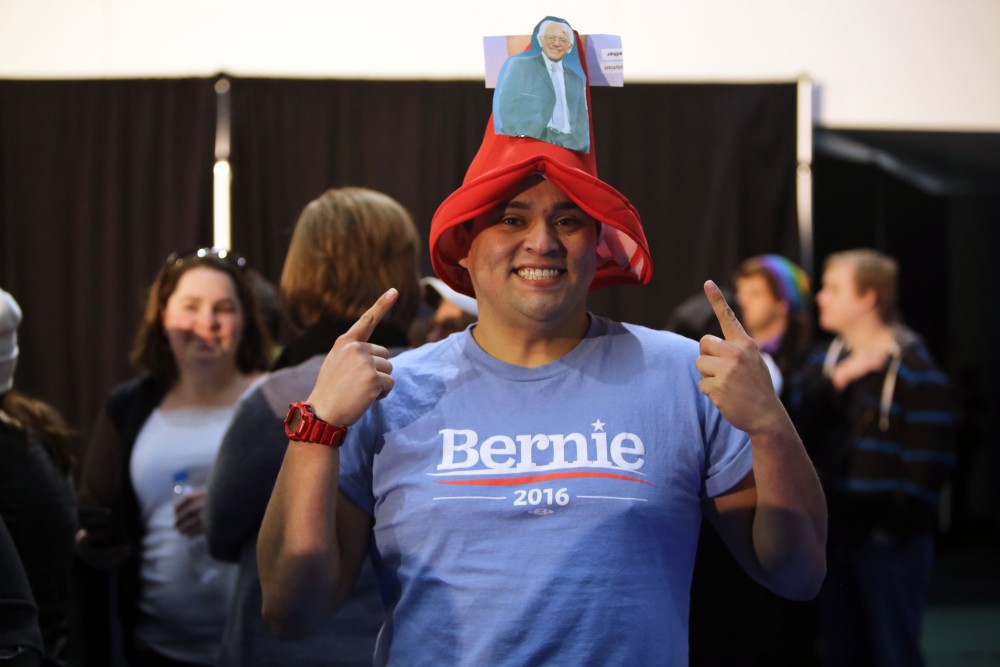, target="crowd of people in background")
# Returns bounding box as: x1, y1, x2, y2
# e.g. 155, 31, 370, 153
0, 185, 487, 666
1, 16, 956, 667
0, 241, 957, 667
